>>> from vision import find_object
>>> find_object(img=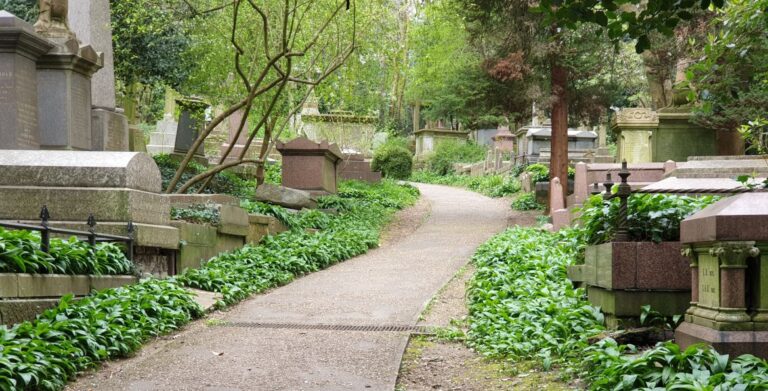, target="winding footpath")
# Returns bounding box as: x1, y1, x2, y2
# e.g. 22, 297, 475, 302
68, 184, 510, 391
